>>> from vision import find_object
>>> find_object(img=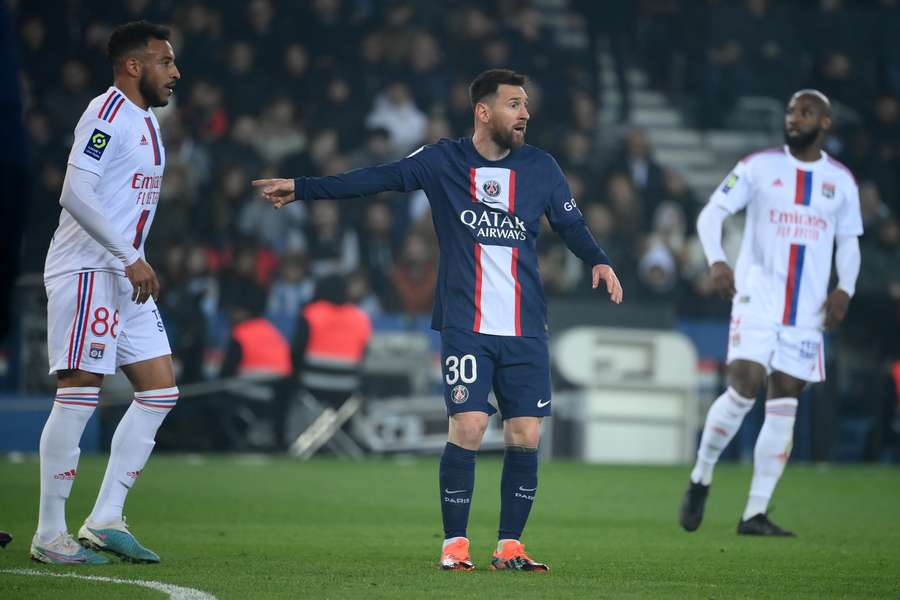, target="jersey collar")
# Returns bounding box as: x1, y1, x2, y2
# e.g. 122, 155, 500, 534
782, 144, 828, 170
465, 136, 518, 165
